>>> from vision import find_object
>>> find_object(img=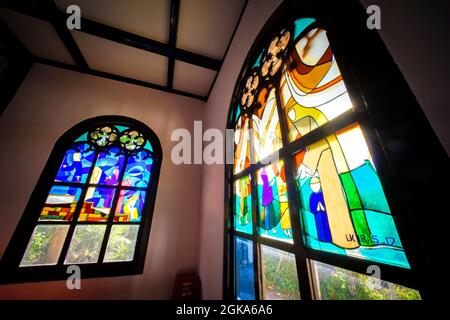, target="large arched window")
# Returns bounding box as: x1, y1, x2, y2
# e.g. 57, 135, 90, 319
1, 116, 161, 282
225, 1, 423, 300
